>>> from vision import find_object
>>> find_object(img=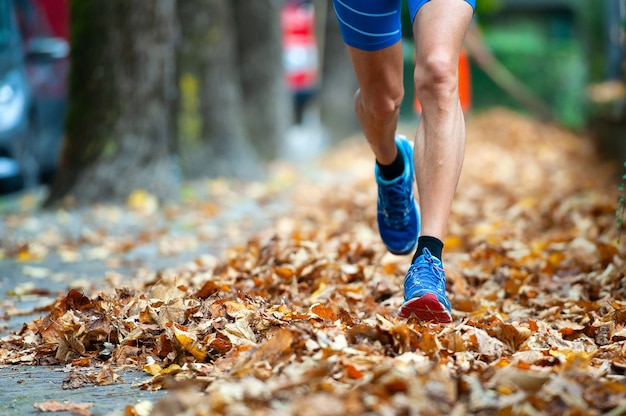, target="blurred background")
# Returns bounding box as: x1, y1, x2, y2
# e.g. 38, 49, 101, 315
0, 0, 623, 205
